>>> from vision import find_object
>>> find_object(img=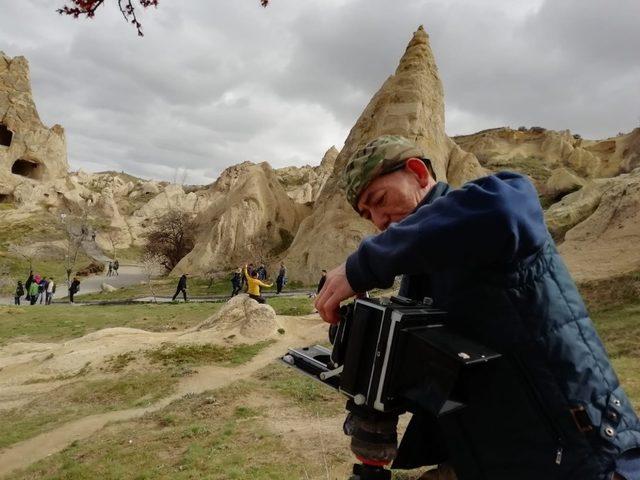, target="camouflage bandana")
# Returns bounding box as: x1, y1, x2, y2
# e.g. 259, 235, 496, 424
343, 135, 426, 210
